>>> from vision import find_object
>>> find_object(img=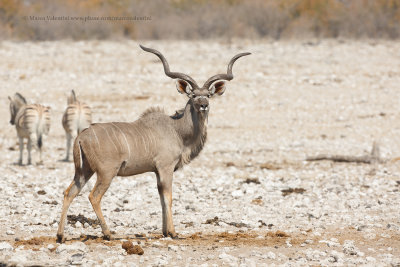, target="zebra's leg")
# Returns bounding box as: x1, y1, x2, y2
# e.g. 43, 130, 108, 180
65, 133, 71, 161
18, 137, 23, 165
38, 134, 43, 164
27, 137, 32, 165
65, 132, 75, 162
